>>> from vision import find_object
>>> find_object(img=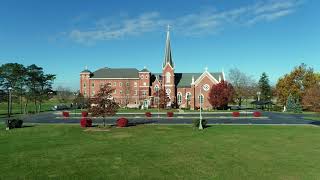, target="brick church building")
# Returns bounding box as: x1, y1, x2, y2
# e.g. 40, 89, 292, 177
80, 27, 225, 110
